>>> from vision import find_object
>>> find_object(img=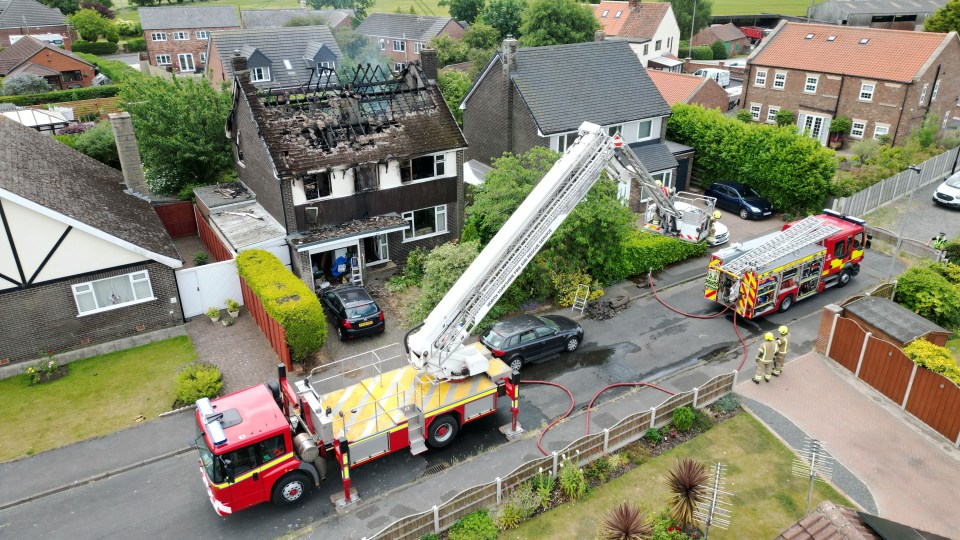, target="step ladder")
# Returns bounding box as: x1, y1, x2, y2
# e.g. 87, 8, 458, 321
724, 216, 841, 277
350, 256, 363, 286
402, 404, 428, 455
572, 284, 589, 314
